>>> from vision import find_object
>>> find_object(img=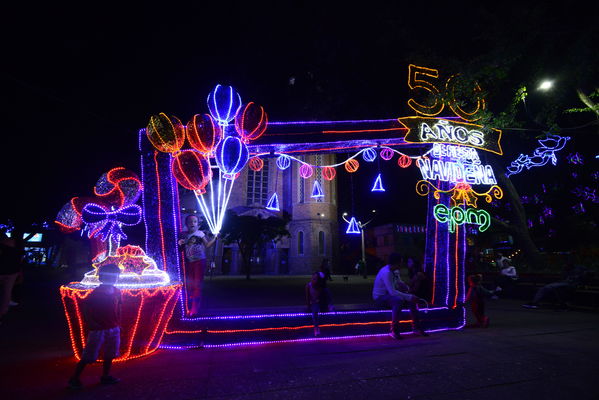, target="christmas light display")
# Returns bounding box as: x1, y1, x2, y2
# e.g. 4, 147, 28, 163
299, 163, 314, 179
397, 154, 412, 168
265, 193, 280, 211
505, 134, 571, 177
380, 147, 394, 161
61, 283, 181, 362
400, 117, 503, 155
433, 204, 491, 233
322, 166, 336, 181
207, 84, 242, 125
214, 136, 249, 179
186, 113, 221, 154
276, 154, 291, 170
130, 64, 510, 346
417, 157, 497, 185
56, 168, 142, 234
248, 156, 264, 172
235, 102, 268, 142
81, 203, 142, 244
311, 180, 324, 198
416, 180, 503, 208
171, 149, 212, 192
345, 217, 361, 234
146, 113, 186, 153
362, 147, 377, 162
407, 64, 486, 122
345, 158, 359, 173
371, 174, 385, 192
